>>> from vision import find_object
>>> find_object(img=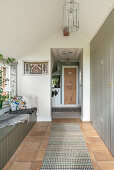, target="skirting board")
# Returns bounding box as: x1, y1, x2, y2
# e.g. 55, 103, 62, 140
82, 116, 90, 122
37, 116, 52, 122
